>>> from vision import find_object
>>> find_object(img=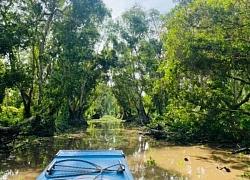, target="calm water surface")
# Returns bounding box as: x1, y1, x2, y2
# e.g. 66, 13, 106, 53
0, 119, 249, 180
